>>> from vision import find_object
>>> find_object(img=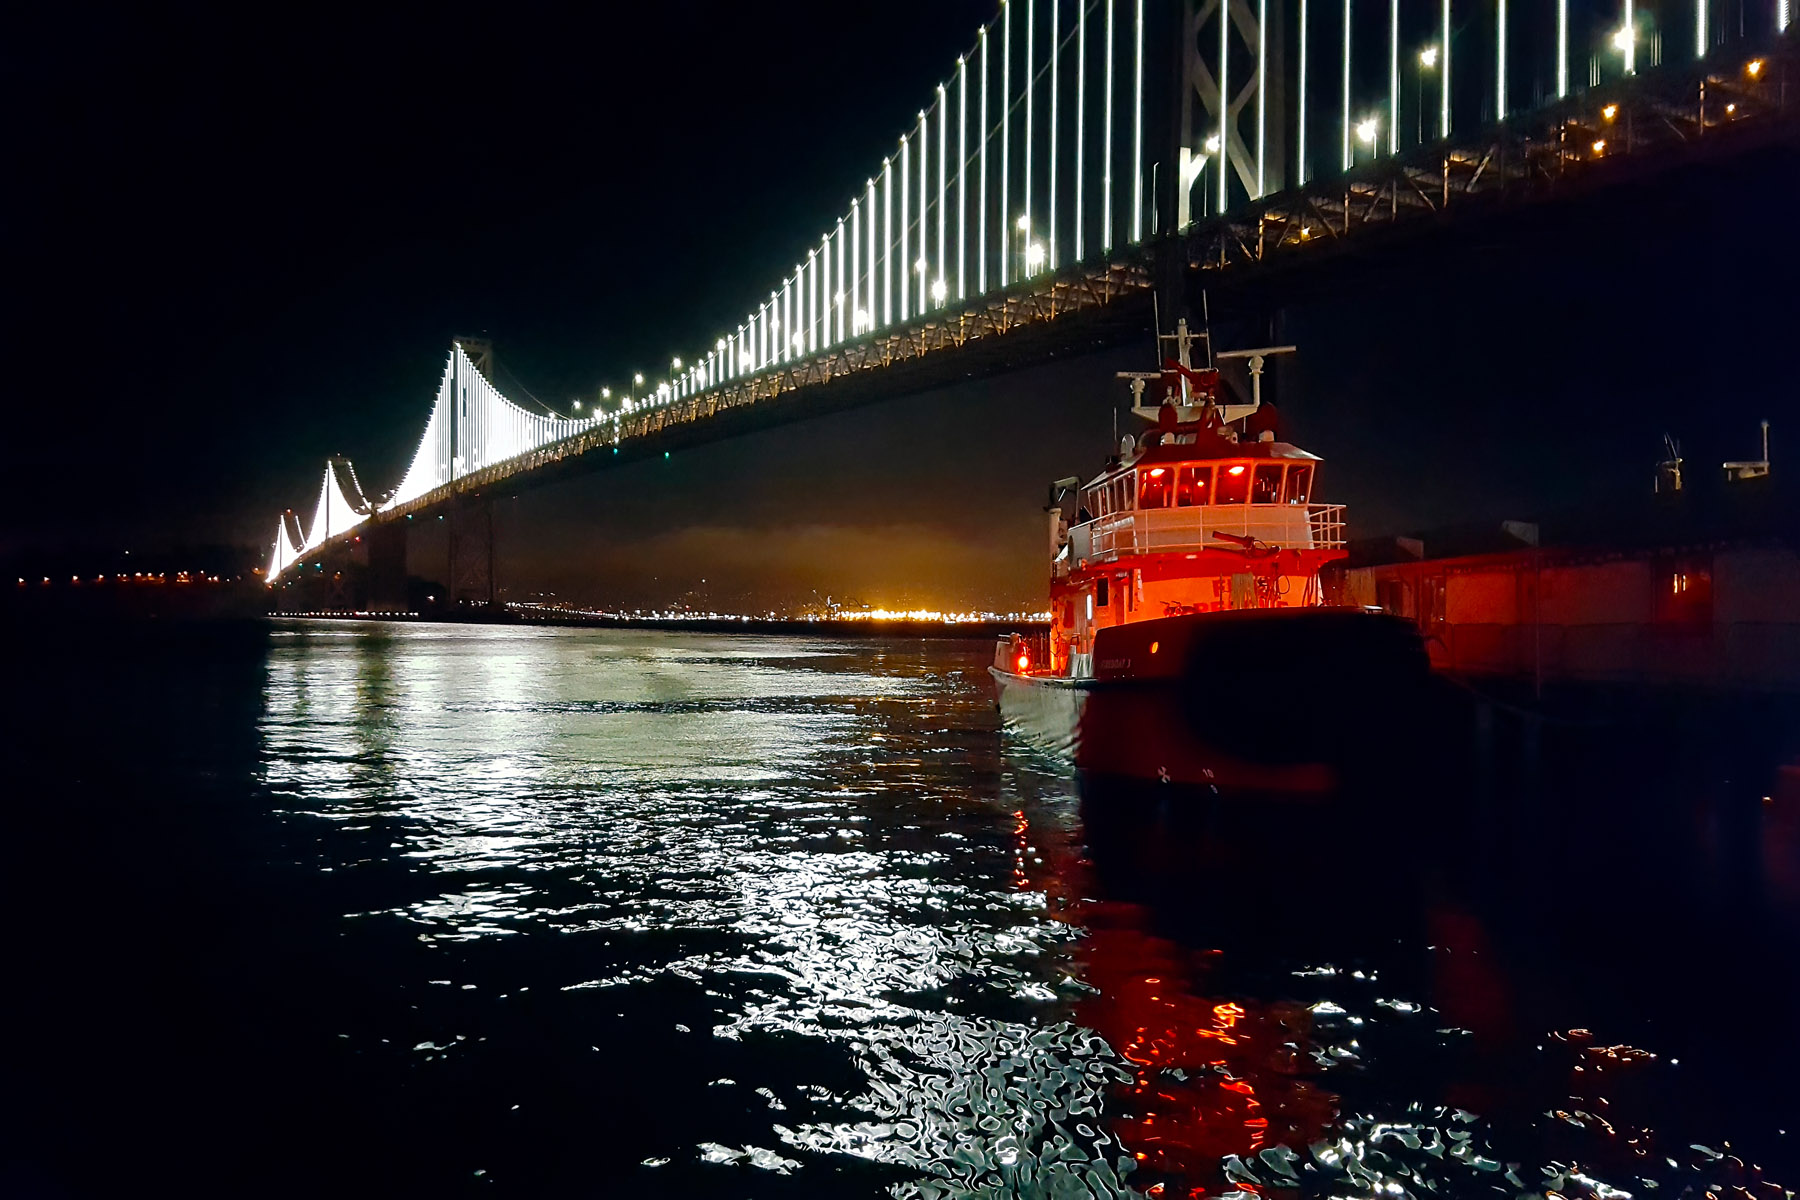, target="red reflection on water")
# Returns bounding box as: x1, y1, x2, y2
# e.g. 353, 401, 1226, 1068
1075, 911, 1339, 1195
